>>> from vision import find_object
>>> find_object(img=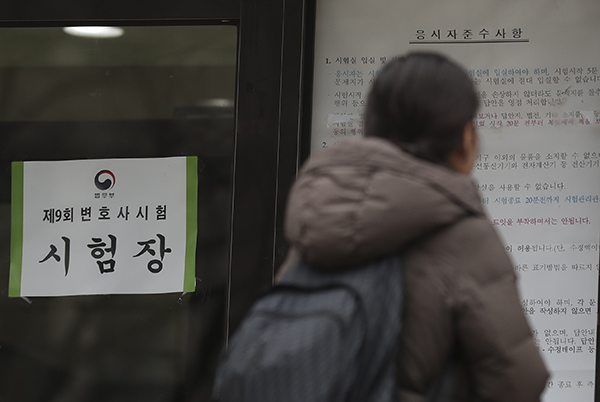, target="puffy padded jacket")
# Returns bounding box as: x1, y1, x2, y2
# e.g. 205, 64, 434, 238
281, 137, 549, 402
